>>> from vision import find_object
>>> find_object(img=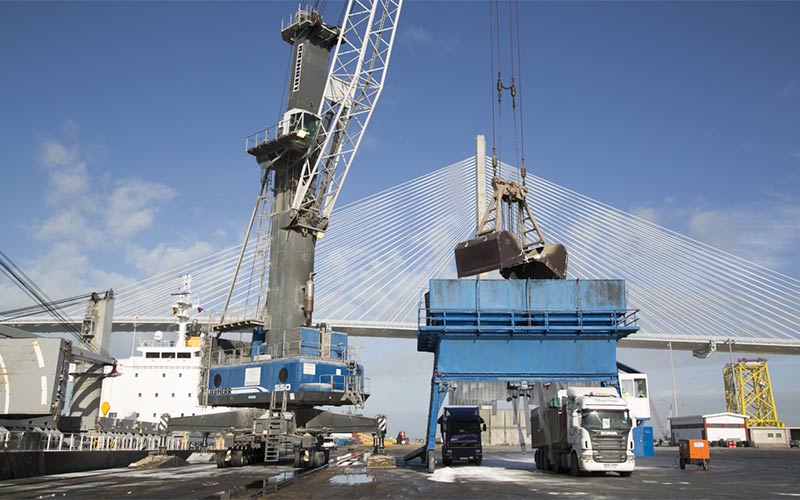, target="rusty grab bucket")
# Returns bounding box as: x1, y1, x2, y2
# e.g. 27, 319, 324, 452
454, 231, 568, 280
